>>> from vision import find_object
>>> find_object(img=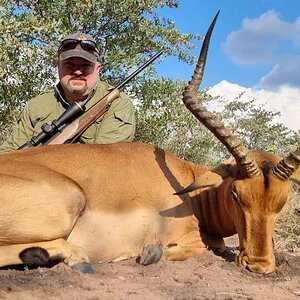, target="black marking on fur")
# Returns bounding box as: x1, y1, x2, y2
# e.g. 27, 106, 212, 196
166, 243, 178, 248
19, 246, 63, 269
261, 165, 271, 190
